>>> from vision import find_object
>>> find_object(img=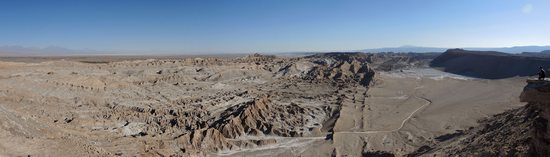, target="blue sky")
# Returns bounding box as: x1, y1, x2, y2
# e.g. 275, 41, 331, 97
0, 0, 549, 53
